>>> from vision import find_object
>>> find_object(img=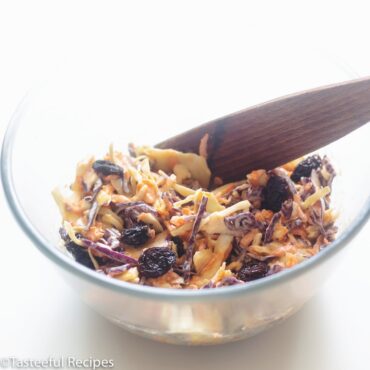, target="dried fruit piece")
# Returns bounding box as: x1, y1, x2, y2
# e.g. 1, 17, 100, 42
55, 142, 338, 290
172, 236, 185, 257
60, 228, 98, 269
66, 242, 95, 269
291, 155, 322, 183
237, 259, 269, 282
92, 160, 124, 177
121, 224, 150, 246
138, 247, 176, 278
262, 175, 292, 212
